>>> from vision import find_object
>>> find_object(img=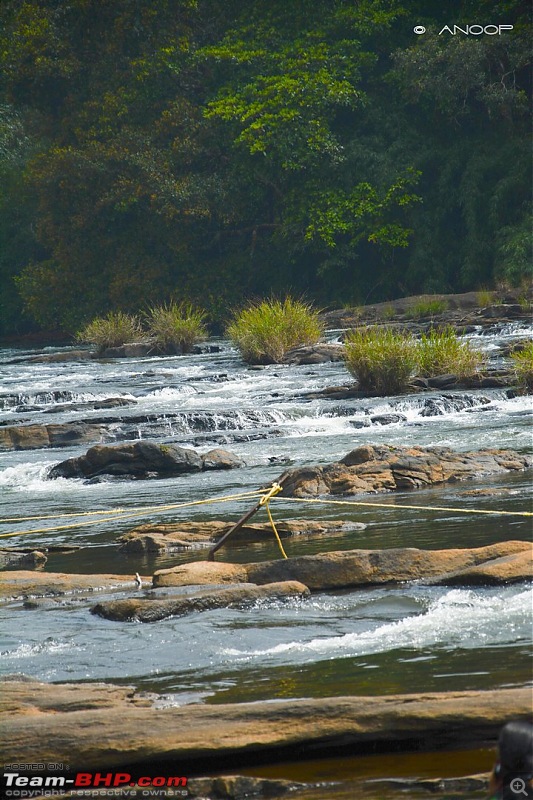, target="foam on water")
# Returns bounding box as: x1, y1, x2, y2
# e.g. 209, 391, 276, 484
2, 639, 77, 659
222, 587, 533, 663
